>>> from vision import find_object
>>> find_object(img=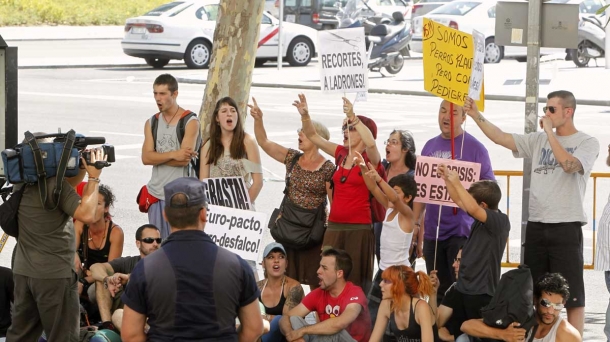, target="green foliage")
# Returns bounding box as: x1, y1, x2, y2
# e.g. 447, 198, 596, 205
595, 4, 609, 28
0, 0, 168, 26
